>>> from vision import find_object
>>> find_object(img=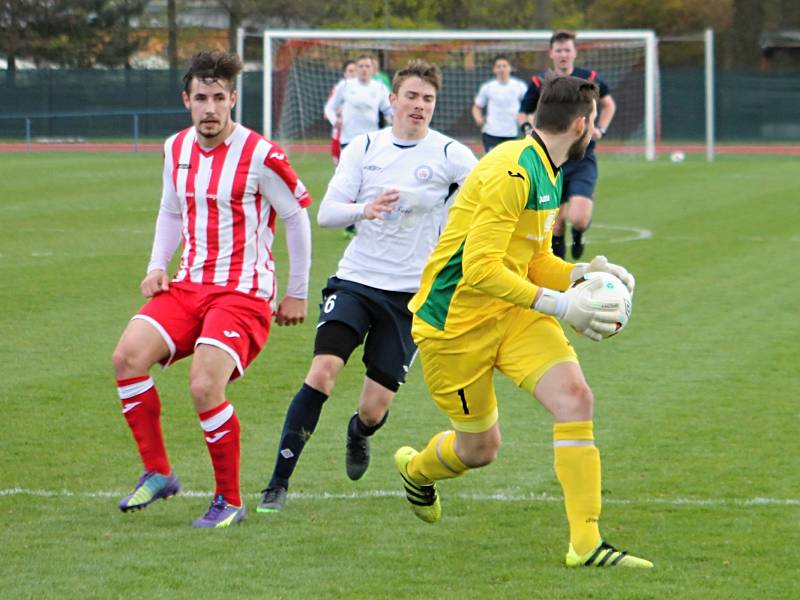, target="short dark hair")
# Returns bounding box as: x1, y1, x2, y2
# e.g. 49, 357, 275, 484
549, 30, 576, 47
392, 59, 442, 94
341, 59, 356, 72
534, 75, 598, 133
493, 54, 511, 66
183, 50, 243, 94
